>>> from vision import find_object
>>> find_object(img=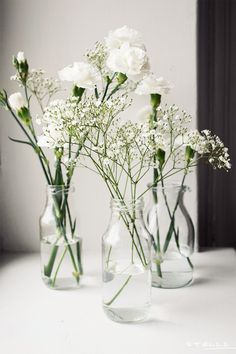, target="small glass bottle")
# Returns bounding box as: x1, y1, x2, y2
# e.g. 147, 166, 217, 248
146, 183, 194, 288
102, 198, 152, 323
40, 185, 83, 290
